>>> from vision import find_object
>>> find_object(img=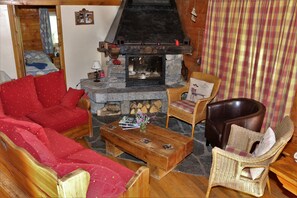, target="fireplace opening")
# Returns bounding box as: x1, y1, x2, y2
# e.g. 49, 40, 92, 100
126, 55, 165, 87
